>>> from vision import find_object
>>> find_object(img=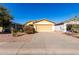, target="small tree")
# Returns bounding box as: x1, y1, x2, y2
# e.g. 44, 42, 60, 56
0, 5, 13, 32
